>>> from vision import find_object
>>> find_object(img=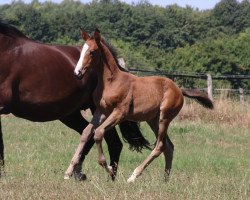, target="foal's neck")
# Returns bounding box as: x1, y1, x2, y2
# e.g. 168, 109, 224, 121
98, 44, 121, 85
